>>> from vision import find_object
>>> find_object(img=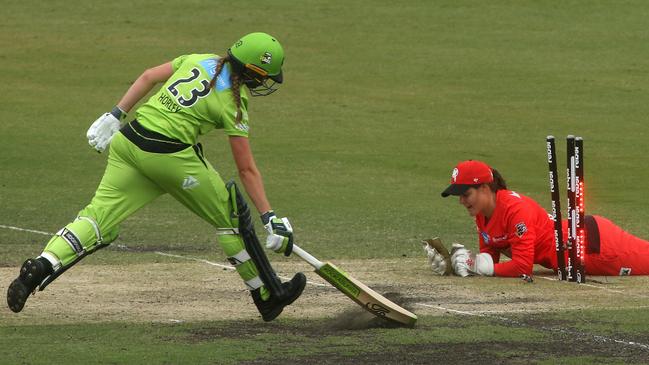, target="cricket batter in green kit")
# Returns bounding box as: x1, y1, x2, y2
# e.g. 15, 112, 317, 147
7, 32, 306, 321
